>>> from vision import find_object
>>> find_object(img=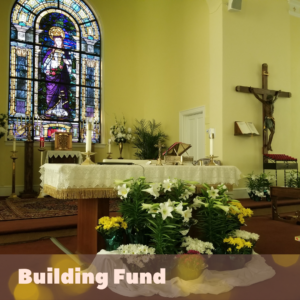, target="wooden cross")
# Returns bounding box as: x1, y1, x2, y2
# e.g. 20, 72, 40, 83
236, 63, 292, 160
155, 140, 165, 166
